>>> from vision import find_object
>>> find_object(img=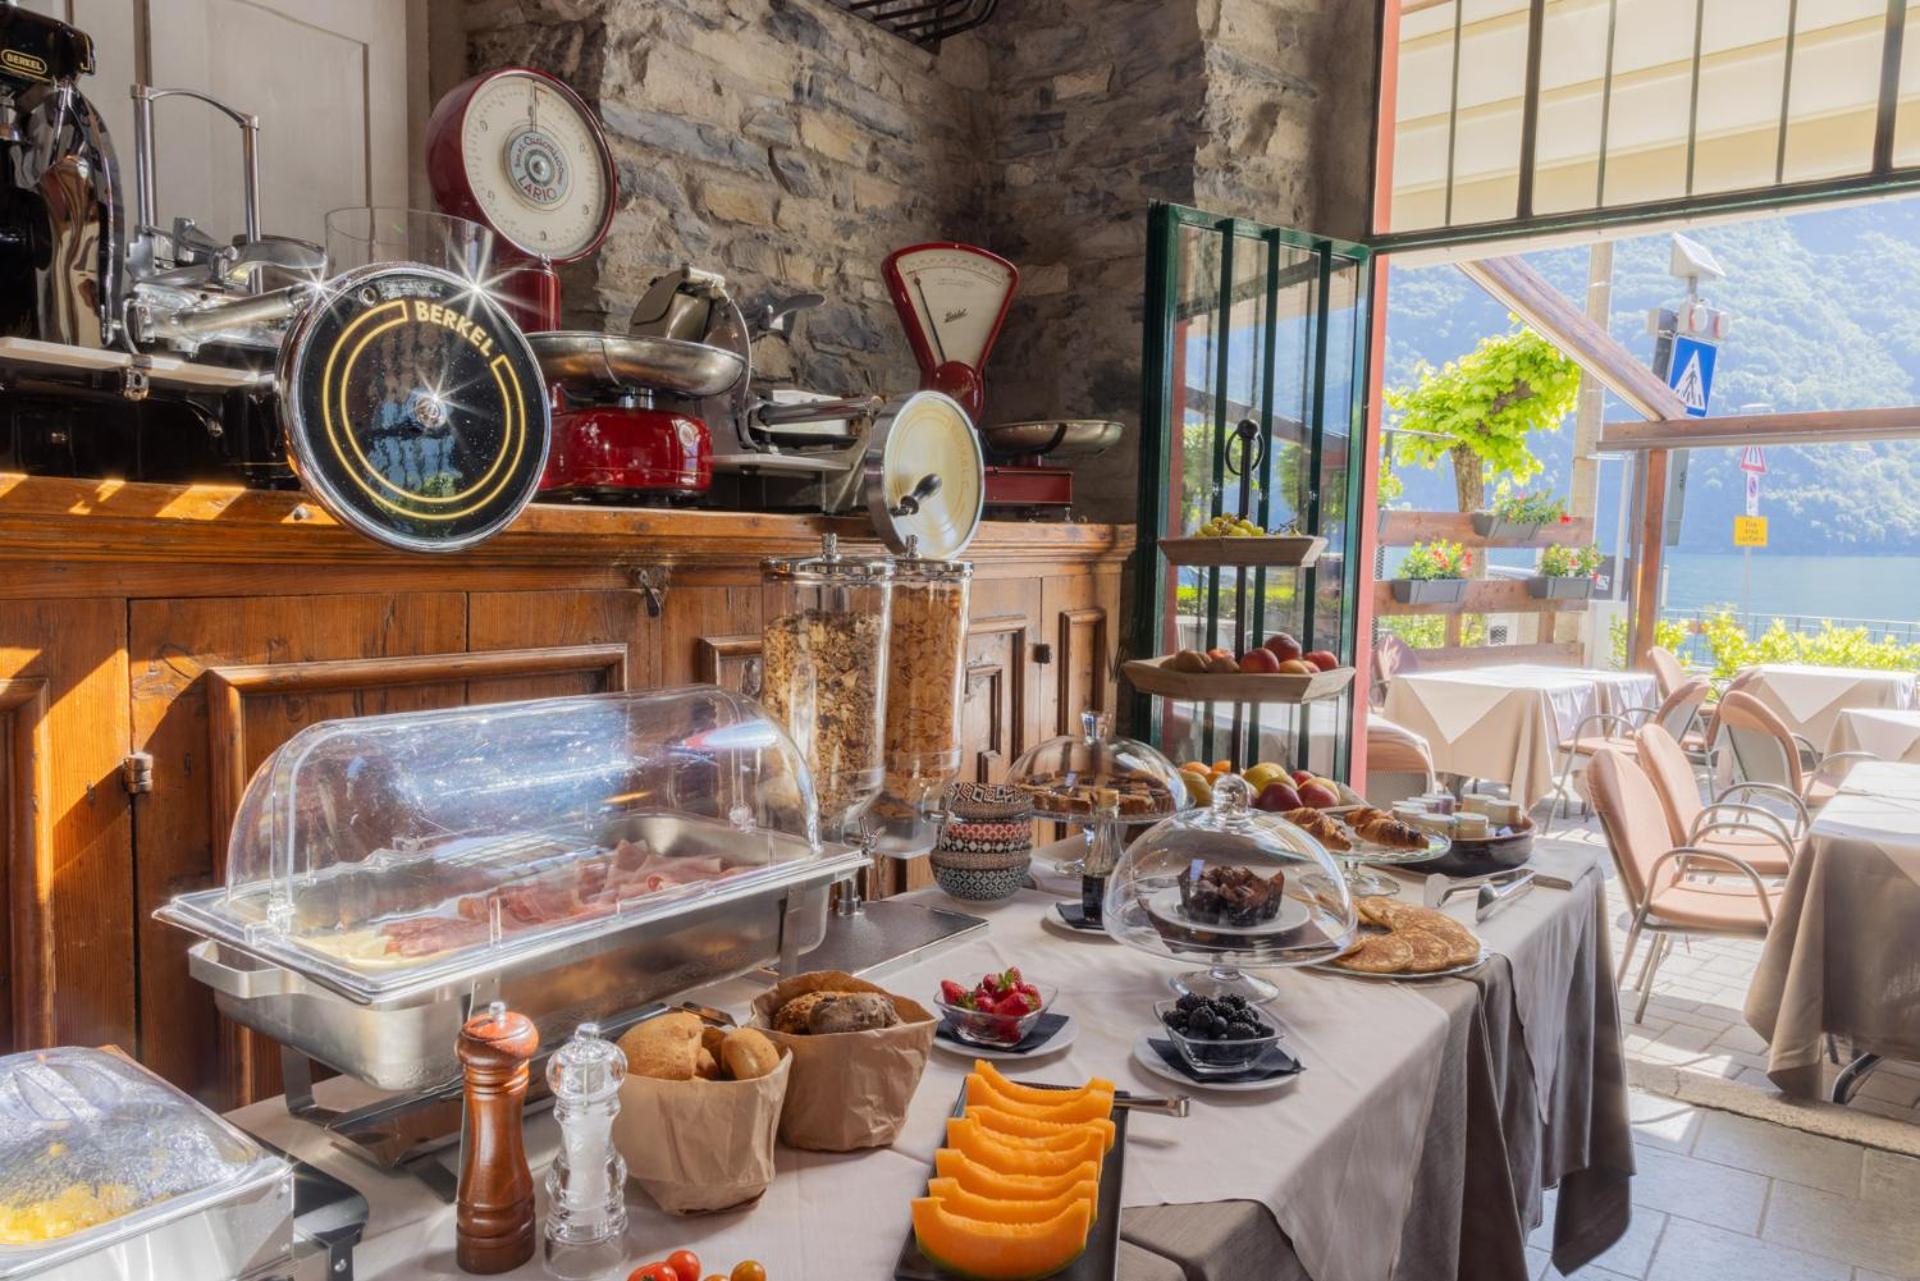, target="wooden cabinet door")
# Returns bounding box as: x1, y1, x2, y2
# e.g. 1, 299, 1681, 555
0, 601, 133, 1055
1041, 574, 1114, 736
962, 578, 1042, 785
